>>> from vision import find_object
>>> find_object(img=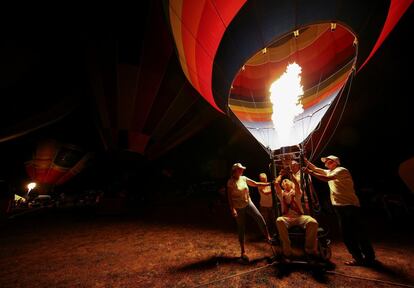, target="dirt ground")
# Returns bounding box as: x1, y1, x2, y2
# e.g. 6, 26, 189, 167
1, 202, 414, 288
